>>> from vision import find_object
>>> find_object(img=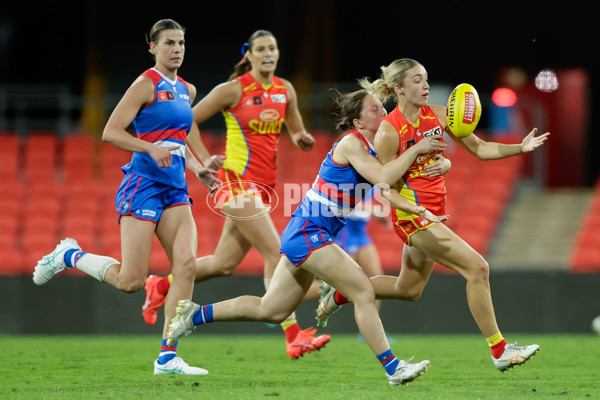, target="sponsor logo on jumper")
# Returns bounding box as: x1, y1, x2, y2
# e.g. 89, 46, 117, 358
271, 94, 286, 103
158, 91, 175, 101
